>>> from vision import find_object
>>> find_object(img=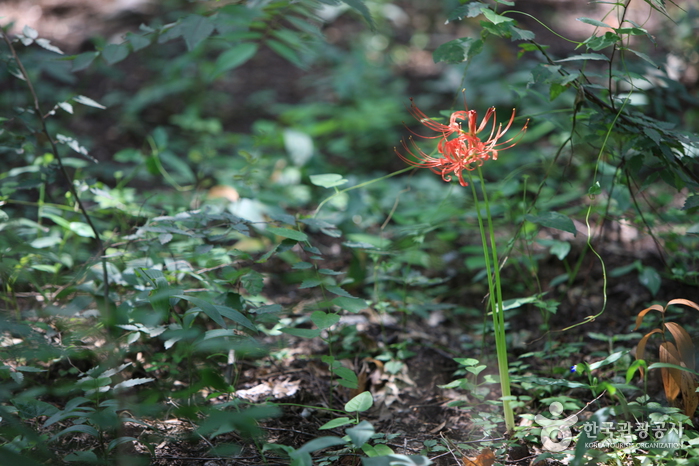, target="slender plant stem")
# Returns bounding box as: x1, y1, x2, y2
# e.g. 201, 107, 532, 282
468, 170, 514, 433
1, 31, 111, 323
